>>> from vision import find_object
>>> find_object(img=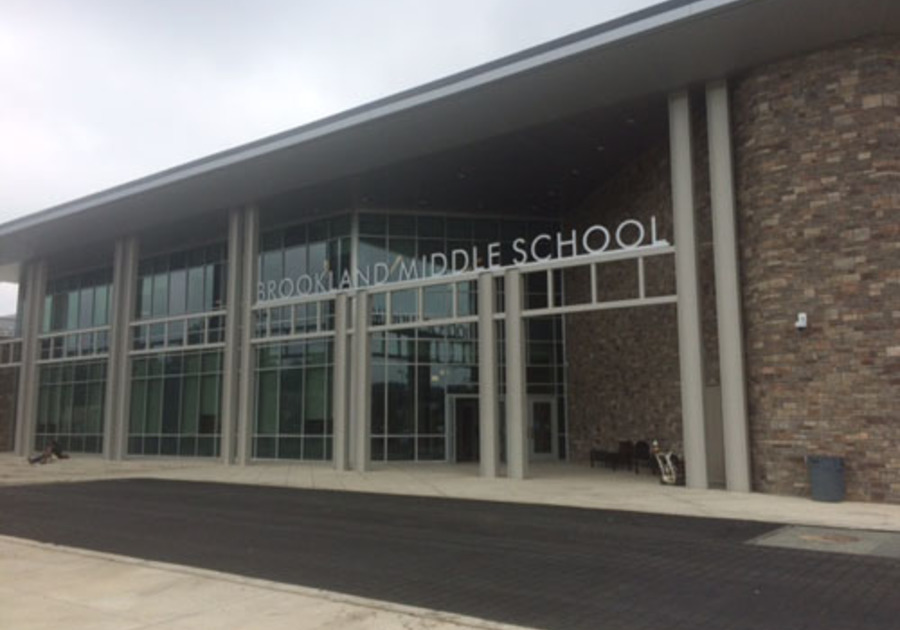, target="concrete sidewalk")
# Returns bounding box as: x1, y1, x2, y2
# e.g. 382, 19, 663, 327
2, 453, 899, 531
0, 535, 529, 630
